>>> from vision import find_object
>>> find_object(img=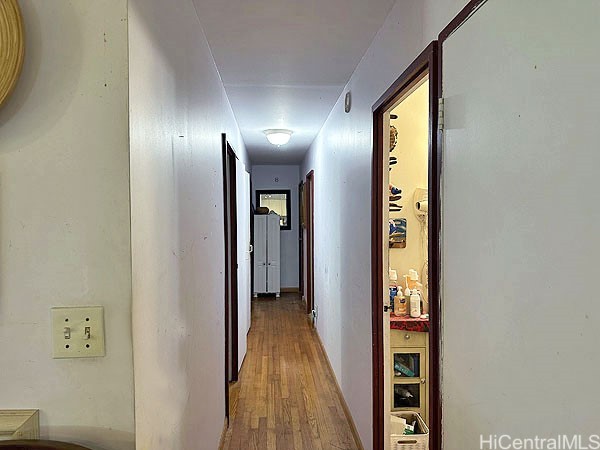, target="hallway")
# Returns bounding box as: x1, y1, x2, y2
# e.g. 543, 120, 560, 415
222, 294, 360, 450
